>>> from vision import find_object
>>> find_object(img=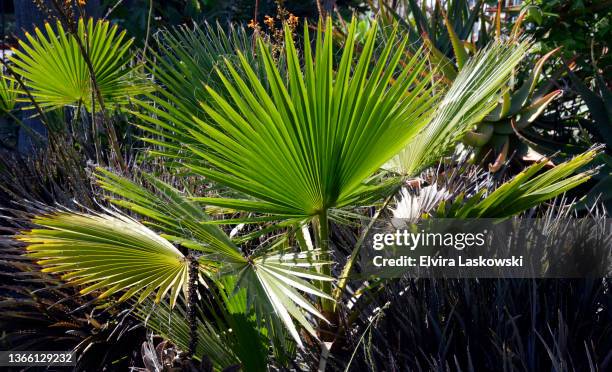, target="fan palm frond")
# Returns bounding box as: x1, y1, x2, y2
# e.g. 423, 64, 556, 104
0, 72, 19, 112
391, 185, 451, 222
150, 22, 255, 119
17, 210, 191, 307
154, 18, 439, 218
19, 171, 333, 346
441, 147, 602, 218
131, 22, 256, 160
95, 167, 244, 265
387, 38, 532, 176
10, 18, 151, 111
